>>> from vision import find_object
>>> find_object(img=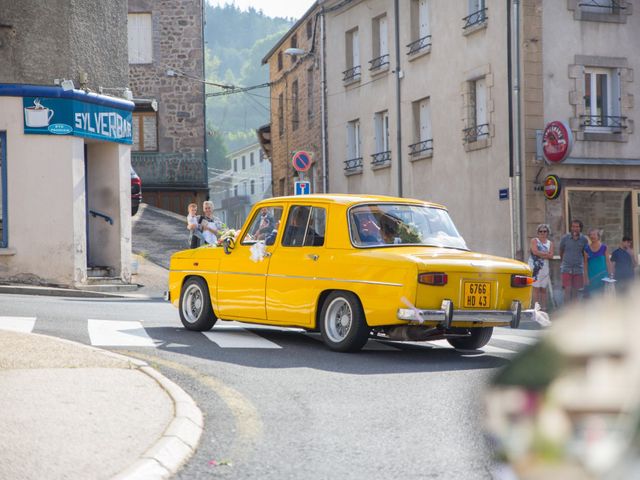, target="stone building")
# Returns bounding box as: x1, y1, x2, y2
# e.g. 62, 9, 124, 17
261, 2, 326, 197
0, 0, 135, 288
128, 0, 208, 214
